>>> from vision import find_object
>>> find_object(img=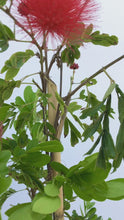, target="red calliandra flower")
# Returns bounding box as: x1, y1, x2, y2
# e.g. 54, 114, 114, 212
12, 0, 99, 44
